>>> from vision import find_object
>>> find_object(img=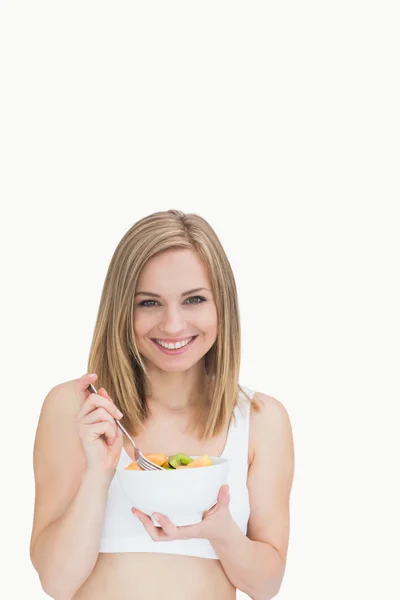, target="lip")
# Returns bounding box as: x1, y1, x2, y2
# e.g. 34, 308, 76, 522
151, 335, 198, 355
152, 336, 196, 343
